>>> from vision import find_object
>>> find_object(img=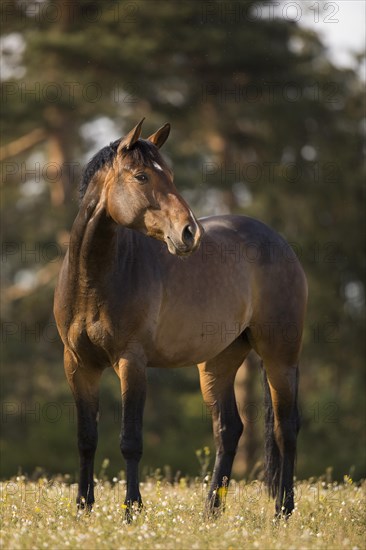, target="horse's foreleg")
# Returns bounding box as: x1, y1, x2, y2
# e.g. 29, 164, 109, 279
198, 354, 244, 514
264, 363, 300, 517
64, 349, 102, 510
115, 355, 146, 520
